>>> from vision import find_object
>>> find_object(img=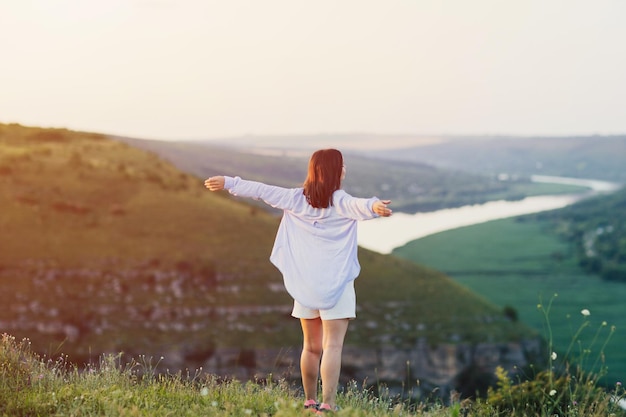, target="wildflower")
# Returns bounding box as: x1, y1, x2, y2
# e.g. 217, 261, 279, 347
617, 382, 622, 386
200, 387, 209, 396
551, 352, 557, 360
581, 309, 591, 316
549, 389, 557, 396
602, 321, 607, 326
211, 401, 218, 407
